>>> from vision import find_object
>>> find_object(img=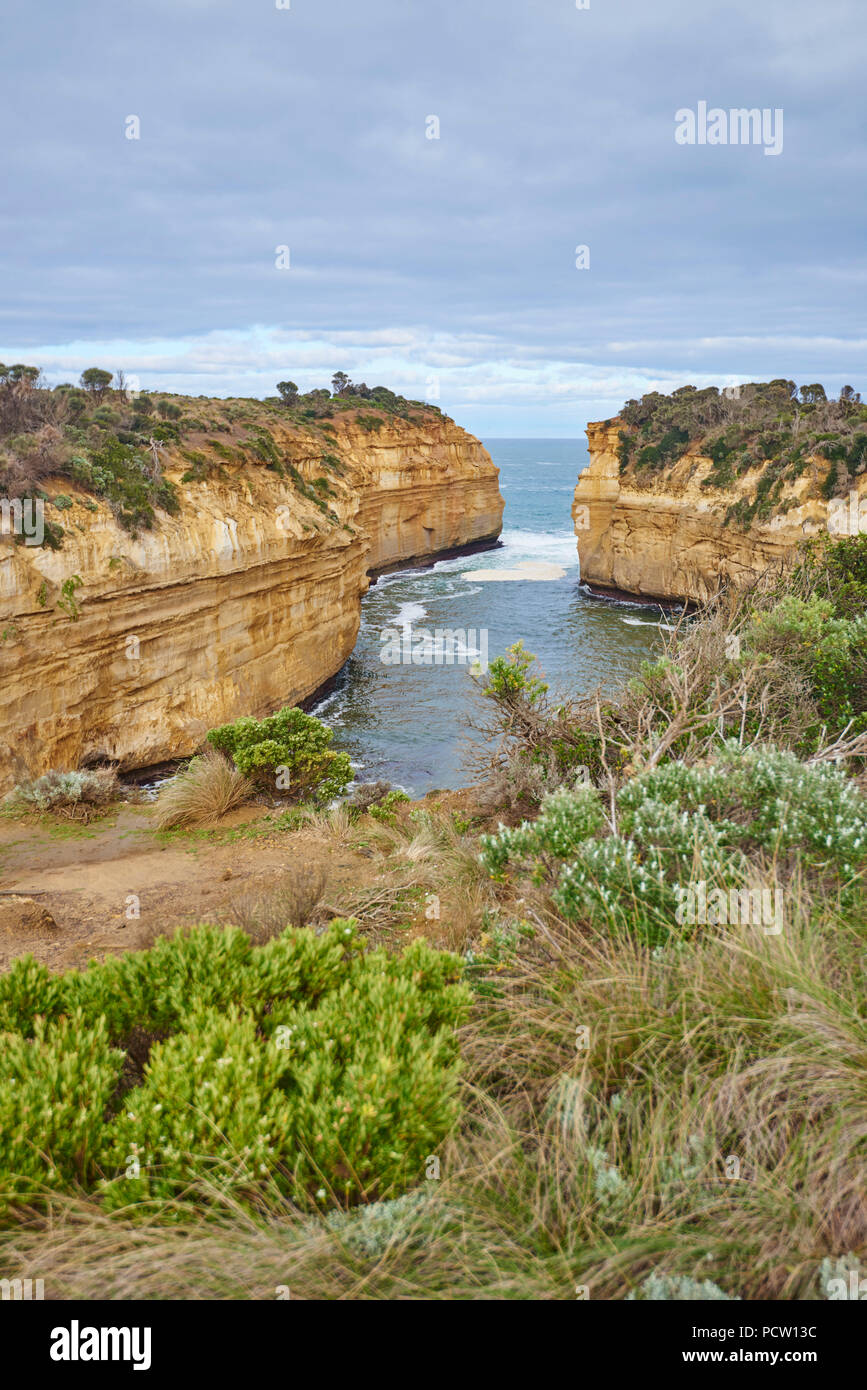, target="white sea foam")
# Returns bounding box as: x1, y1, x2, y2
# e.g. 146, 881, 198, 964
309, 686, 347, 721
621, 615, 677, 631
434, 529, 578, 576
393, 601, 427, 627
369, 569, 418, 592
499, 529, 579, 565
